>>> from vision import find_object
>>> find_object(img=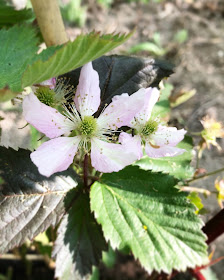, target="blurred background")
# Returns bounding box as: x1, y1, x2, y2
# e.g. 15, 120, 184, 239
1, 0, 224, 279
